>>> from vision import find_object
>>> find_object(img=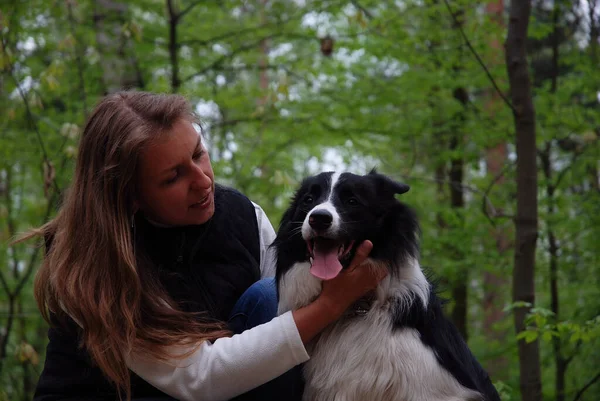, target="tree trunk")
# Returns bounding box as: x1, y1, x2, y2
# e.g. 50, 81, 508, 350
588, 0, 600, 191
18, 301, 33, 398
505, 1, 543, 400
443, 2, 469, 341
0, 169, 15, 373
449, 88, 467, 341
166, 0, 181, 93
66, 1, 88, 116
547, 6, 567, 400
93, 0, 144, 93
482, 0, 510, 380
540, 143, 567, 401
484, 144, 511, 379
